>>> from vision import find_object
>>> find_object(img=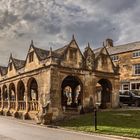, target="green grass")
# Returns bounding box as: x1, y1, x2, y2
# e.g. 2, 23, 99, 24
59, 110, 140, 138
